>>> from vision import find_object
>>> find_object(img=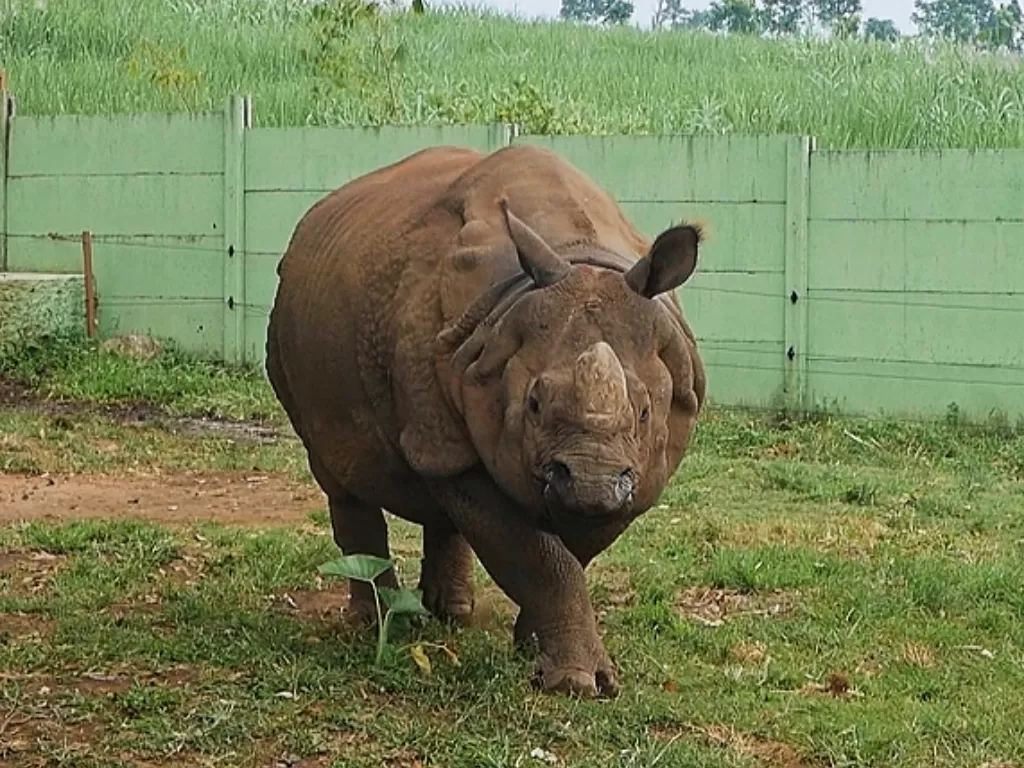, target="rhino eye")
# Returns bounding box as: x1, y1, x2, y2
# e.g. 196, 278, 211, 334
528, 395, 541, 414
639, 406, 650, 423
